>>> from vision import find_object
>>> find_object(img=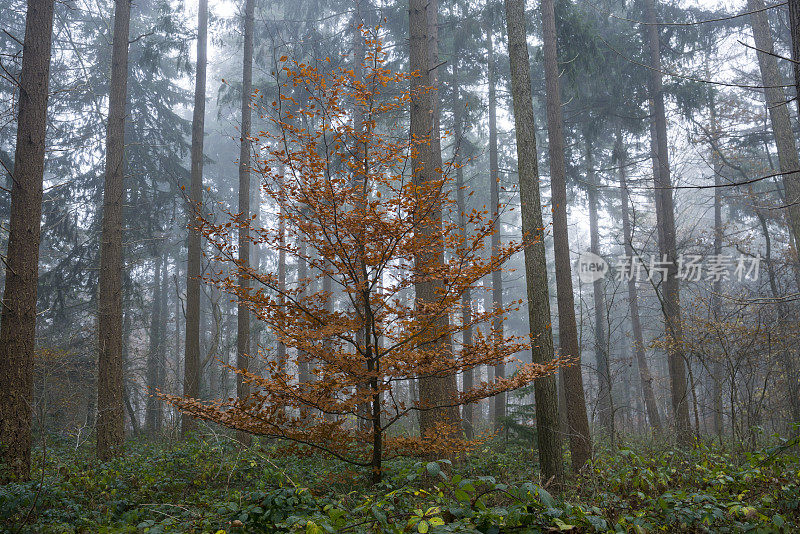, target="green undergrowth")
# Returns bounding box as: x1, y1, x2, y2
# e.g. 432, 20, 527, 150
1, 433, 798, 533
